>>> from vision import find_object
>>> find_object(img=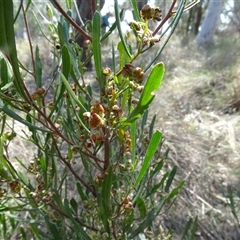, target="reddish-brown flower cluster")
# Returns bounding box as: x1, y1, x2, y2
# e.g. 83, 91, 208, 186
31, 87, 45, 100
122, 64, 144, 84
29, 181, 54, 205
82, 103, 106, 146
123, 131, 132, 153
121, 196, 133, 213
140, 5, 162, 22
